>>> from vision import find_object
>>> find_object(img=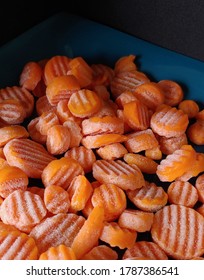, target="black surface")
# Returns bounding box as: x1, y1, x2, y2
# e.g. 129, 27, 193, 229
1, 0, 204, 62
